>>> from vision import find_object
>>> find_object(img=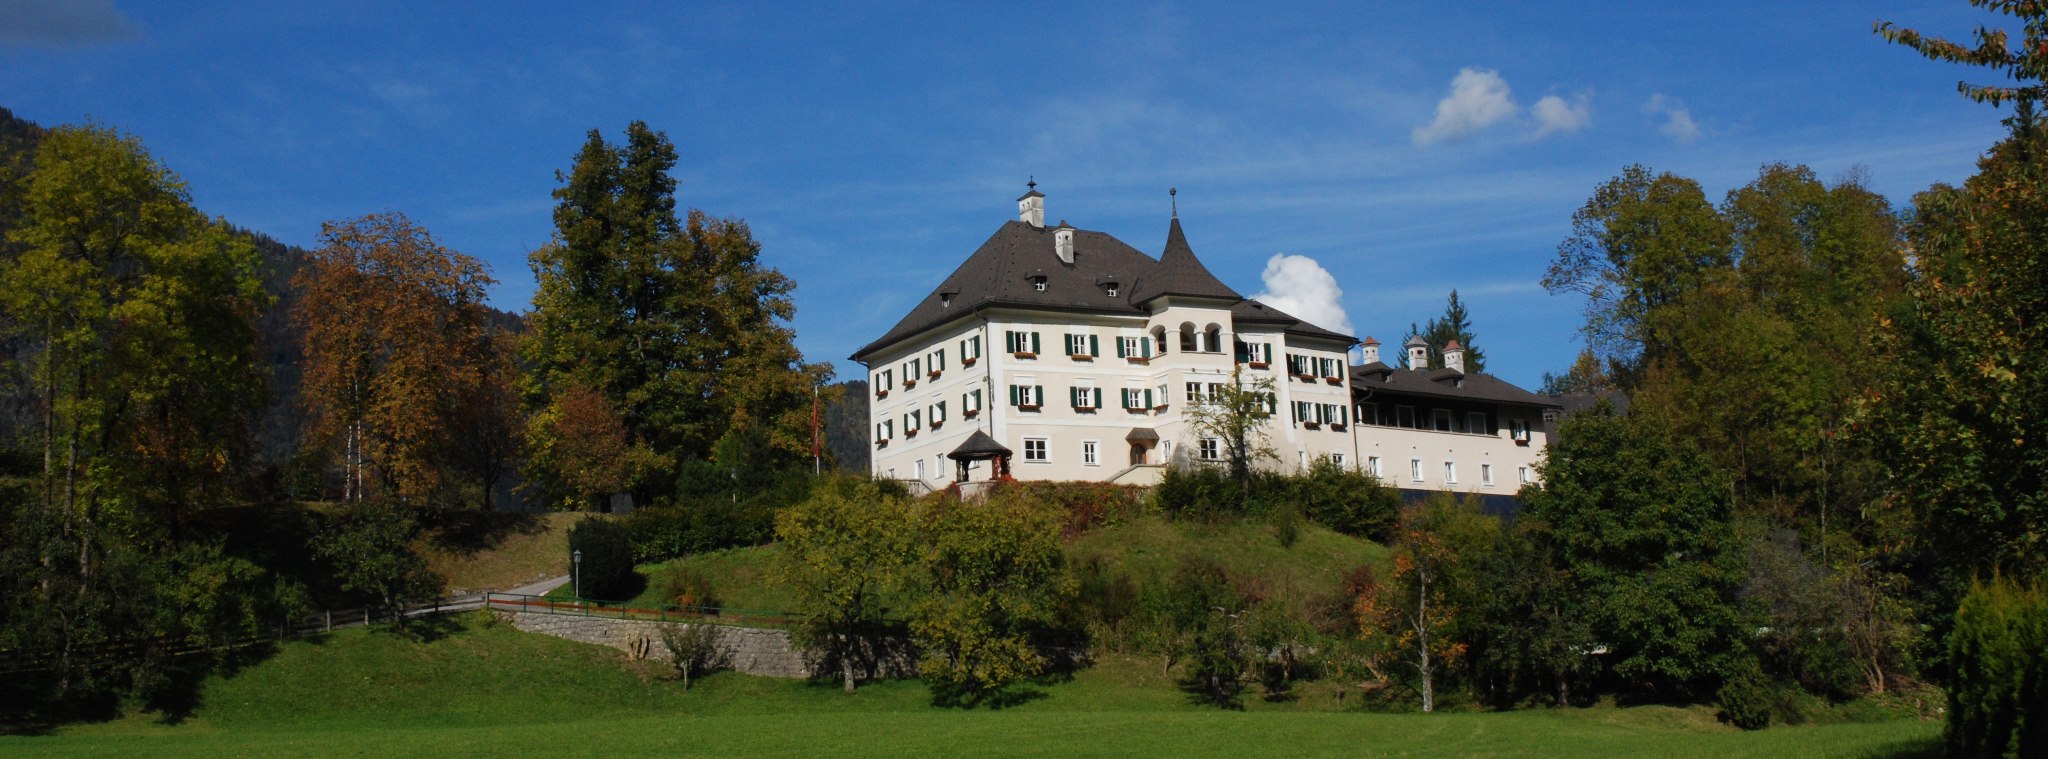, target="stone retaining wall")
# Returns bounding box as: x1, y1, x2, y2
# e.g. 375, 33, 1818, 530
497, 610, 916, 680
